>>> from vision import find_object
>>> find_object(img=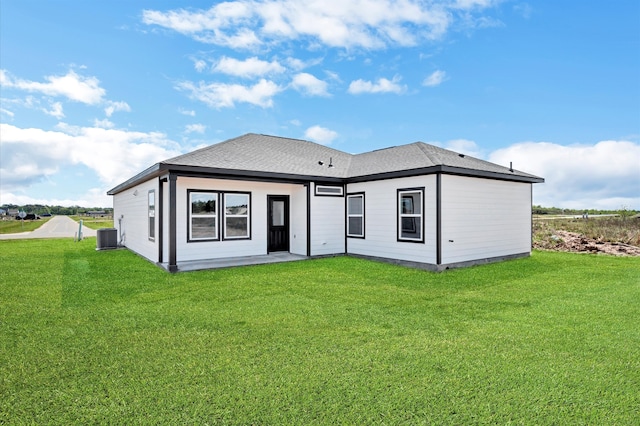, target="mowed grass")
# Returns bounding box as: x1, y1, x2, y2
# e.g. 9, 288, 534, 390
0, 217, 51, 234
1, 239, 638, 424
69, 215, 115, 230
